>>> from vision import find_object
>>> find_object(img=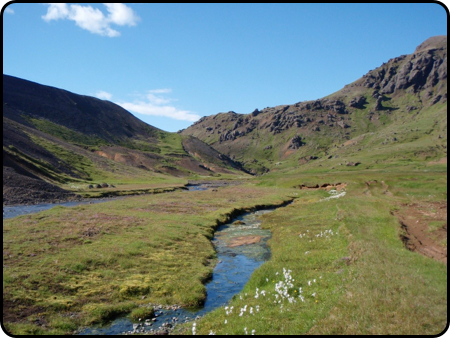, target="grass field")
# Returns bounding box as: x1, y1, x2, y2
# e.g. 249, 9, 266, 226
183, 169, 447, 335
3, 165, 446, 335
3, 185, 292, 334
